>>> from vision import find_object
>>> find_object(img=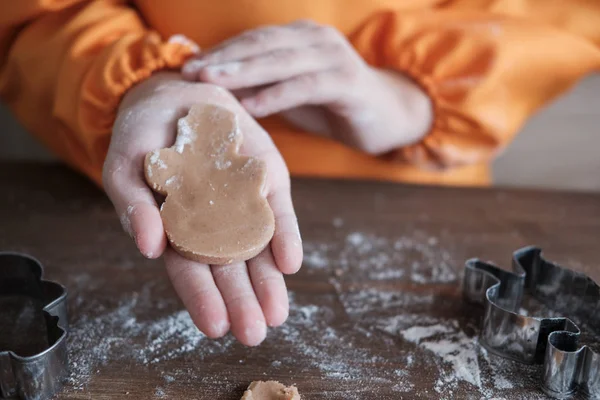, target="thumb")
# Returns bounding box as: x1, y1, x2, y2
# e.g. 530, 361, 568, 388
103, 151, 167, 259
